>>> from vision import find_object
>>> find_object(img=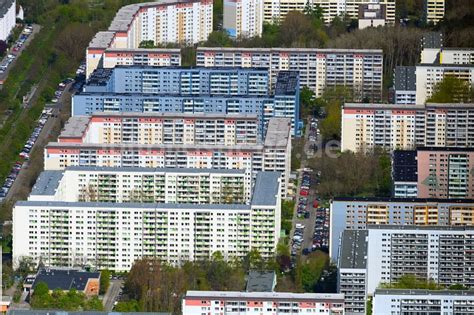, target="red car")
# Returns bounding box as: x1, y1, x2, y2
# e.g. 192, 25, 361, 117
300, 189, 309, 196
313, 200, 319, 208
